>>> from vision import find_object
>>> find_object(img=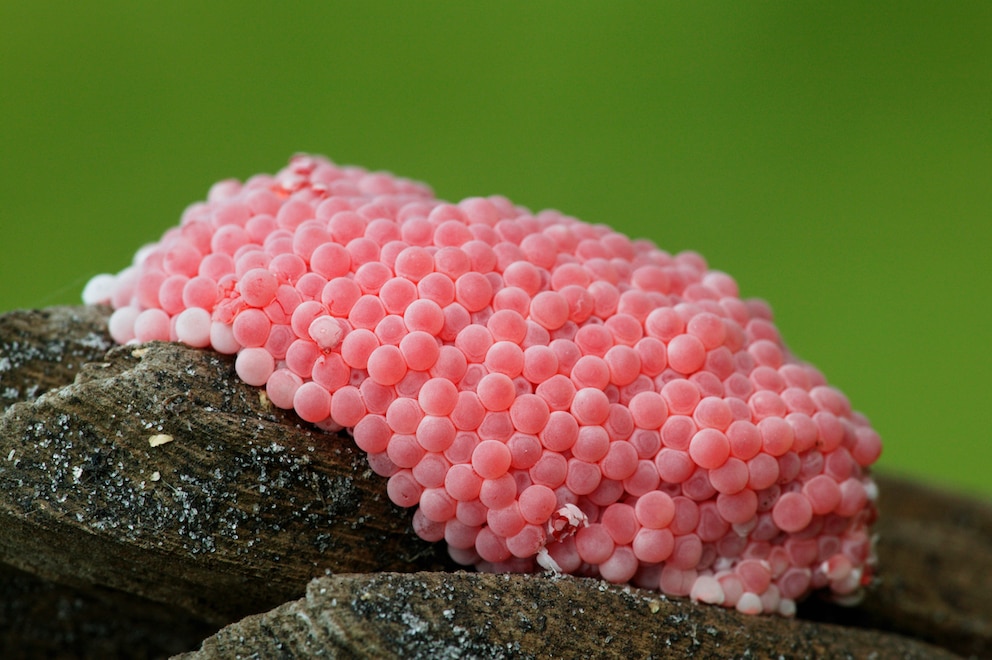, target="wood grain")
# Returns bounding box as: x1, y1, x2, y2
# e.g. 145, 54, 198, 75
0, 306, 987, 658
